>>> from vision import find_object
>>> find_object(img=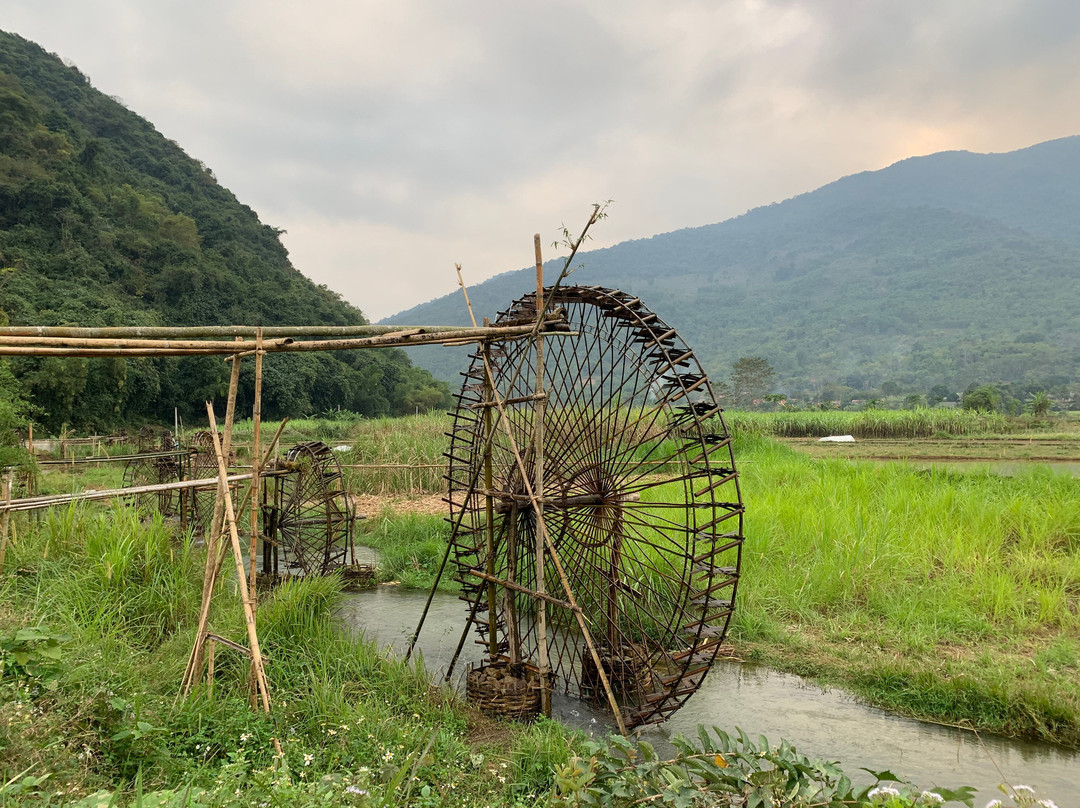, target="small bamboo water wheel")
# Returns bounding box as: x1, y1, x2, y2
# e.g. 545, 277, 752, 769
122, 429, 181, 515
276, 441, 356, 576
187, 430, 219, 533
